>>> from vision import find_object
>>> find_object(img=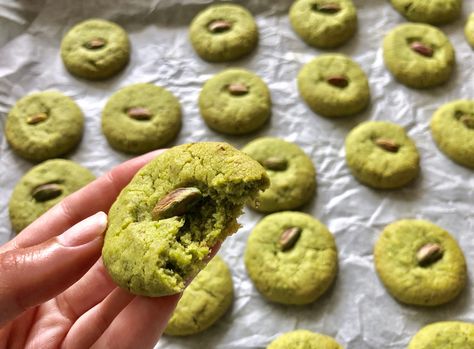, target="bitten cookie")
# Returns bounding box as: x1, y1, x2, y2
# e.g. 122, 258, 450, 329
102, 142, 269, 297
289, 0, 357, 49
267, 330, 343, 349
345, 121, 420, 189
430, 100, 474, 168
189, 4, 258, 62
408, 322, 474, 348
465, 13, 474, 49
5, 91, 84, 162
102, 83, 182, 154
9, 159, 95, 233
199, 69, 271, 135
245, 212, 337, 305
383, 23, 455, 89
297, 54, 370, 118
61, 18, 130, 80
165, 256, 233, 336
242, 137, 316, 213
389, 0, 462, 25
374, 219, 467, 306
